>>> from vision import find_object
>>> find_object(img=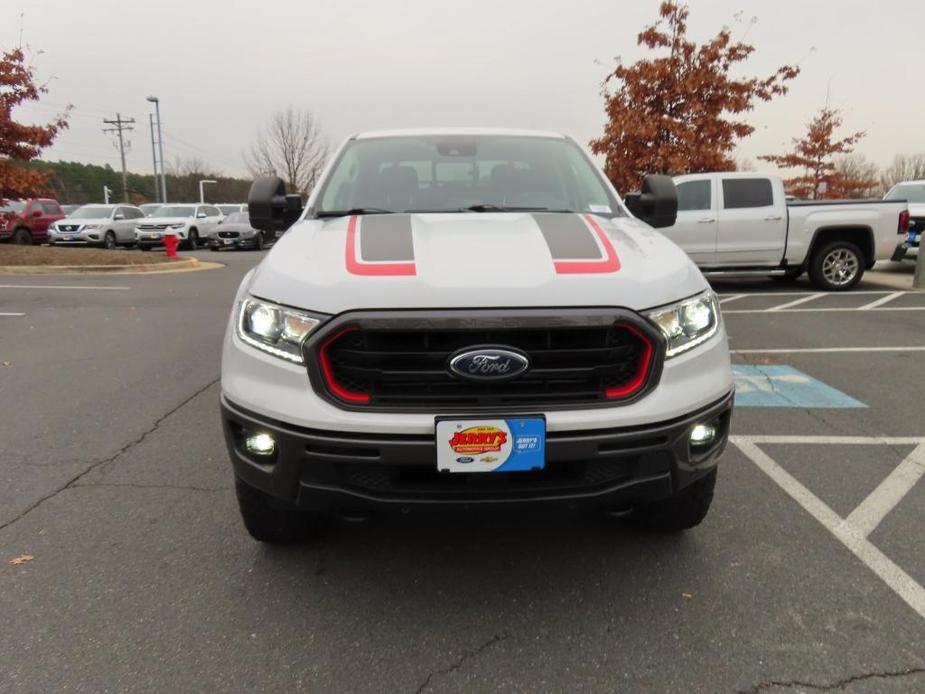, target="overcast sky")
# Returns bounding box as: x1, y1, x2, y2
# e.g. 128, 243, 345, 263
5, 0, 924, 185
